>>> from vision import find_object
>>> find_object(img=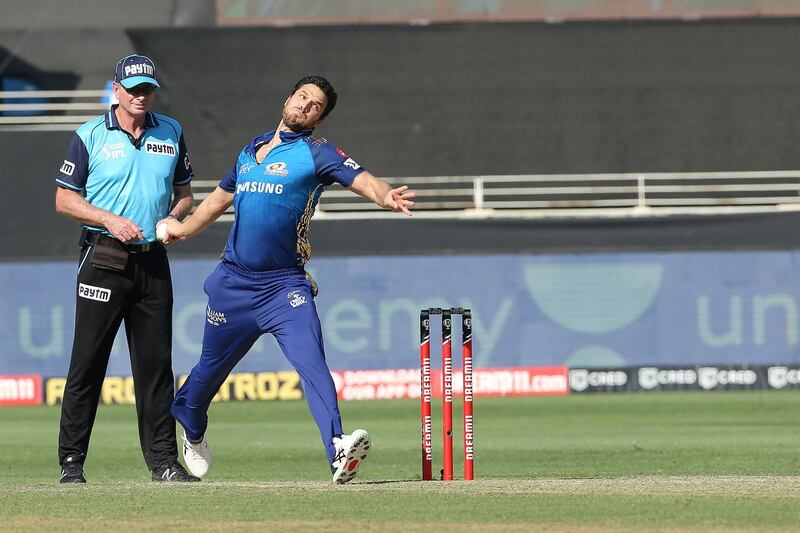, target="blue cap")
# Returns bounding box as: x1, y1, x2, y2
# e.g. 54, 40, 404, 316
114, 54, 160, 89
